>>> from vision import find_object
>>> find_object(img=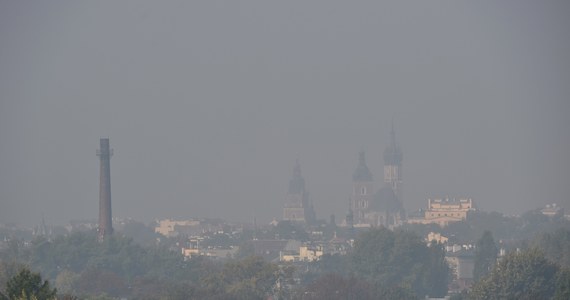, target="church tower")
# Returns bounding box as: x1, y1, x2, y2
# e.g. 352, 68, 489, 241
383, 122, 403, 206
351, 150, 374, 225
283, 159, 315, 224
